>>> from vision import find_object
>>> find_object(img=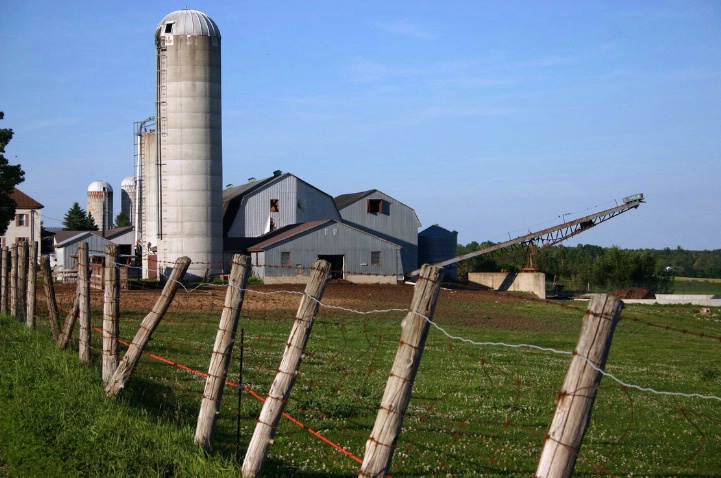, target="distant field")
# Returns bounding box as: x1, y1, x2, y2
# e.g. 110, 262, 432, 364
673, 276, 721, 294
676, 276, 721, 283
